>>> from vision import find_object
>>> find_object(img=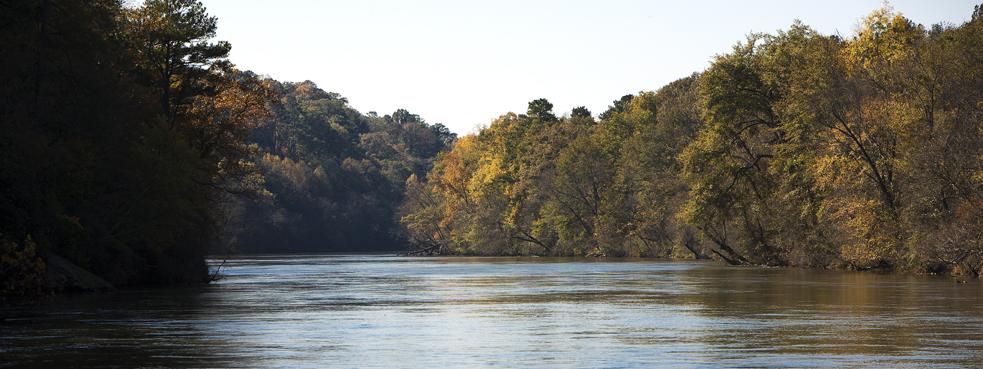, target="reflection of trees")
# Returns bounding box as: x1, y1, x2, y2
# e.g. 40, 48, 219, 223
2, 288, 238, 368
669, 266, 981, 365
